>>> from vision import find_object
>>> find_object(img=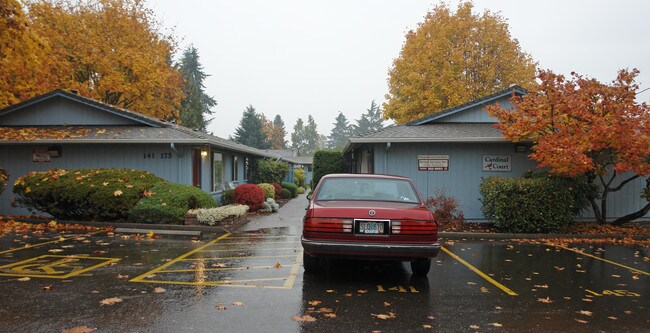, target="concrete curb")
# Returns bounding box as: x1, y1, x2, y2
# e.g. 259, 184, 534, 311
441, 231, 650, 240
